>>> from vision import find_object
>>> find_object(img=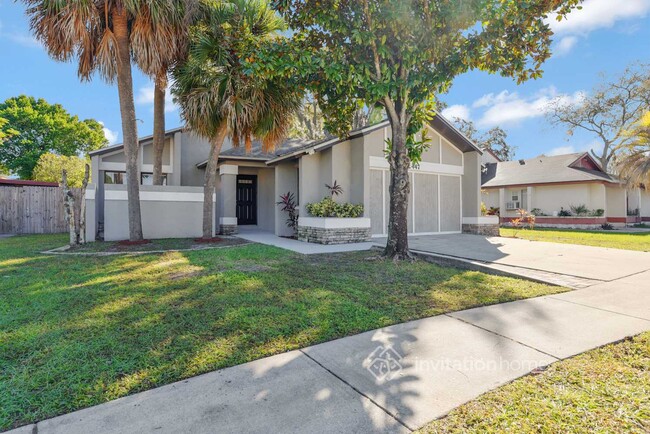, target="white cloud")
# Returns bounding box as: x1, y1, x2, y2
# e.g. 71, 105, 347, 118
441, 104, 471, 122
136, 84, 178, 113
475, 87, 584, 128
8, 33, 40, 48
555, 36, 579, 56
99, 122, 119, 145
548, 0, 650, 35
546, 140, 602, 157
